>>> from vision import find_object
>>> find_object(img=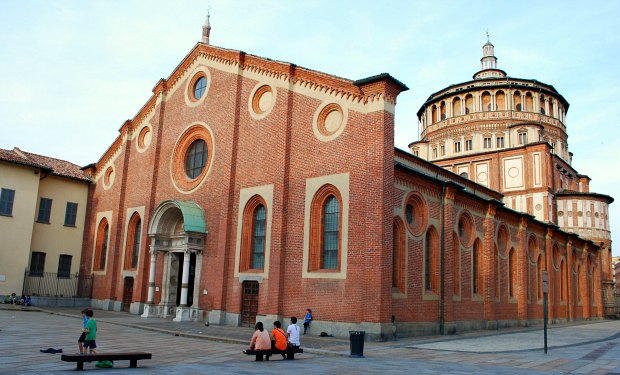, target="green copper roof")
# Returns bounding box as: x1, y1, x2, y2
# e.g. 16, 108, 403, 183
174, 200, 207, 234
